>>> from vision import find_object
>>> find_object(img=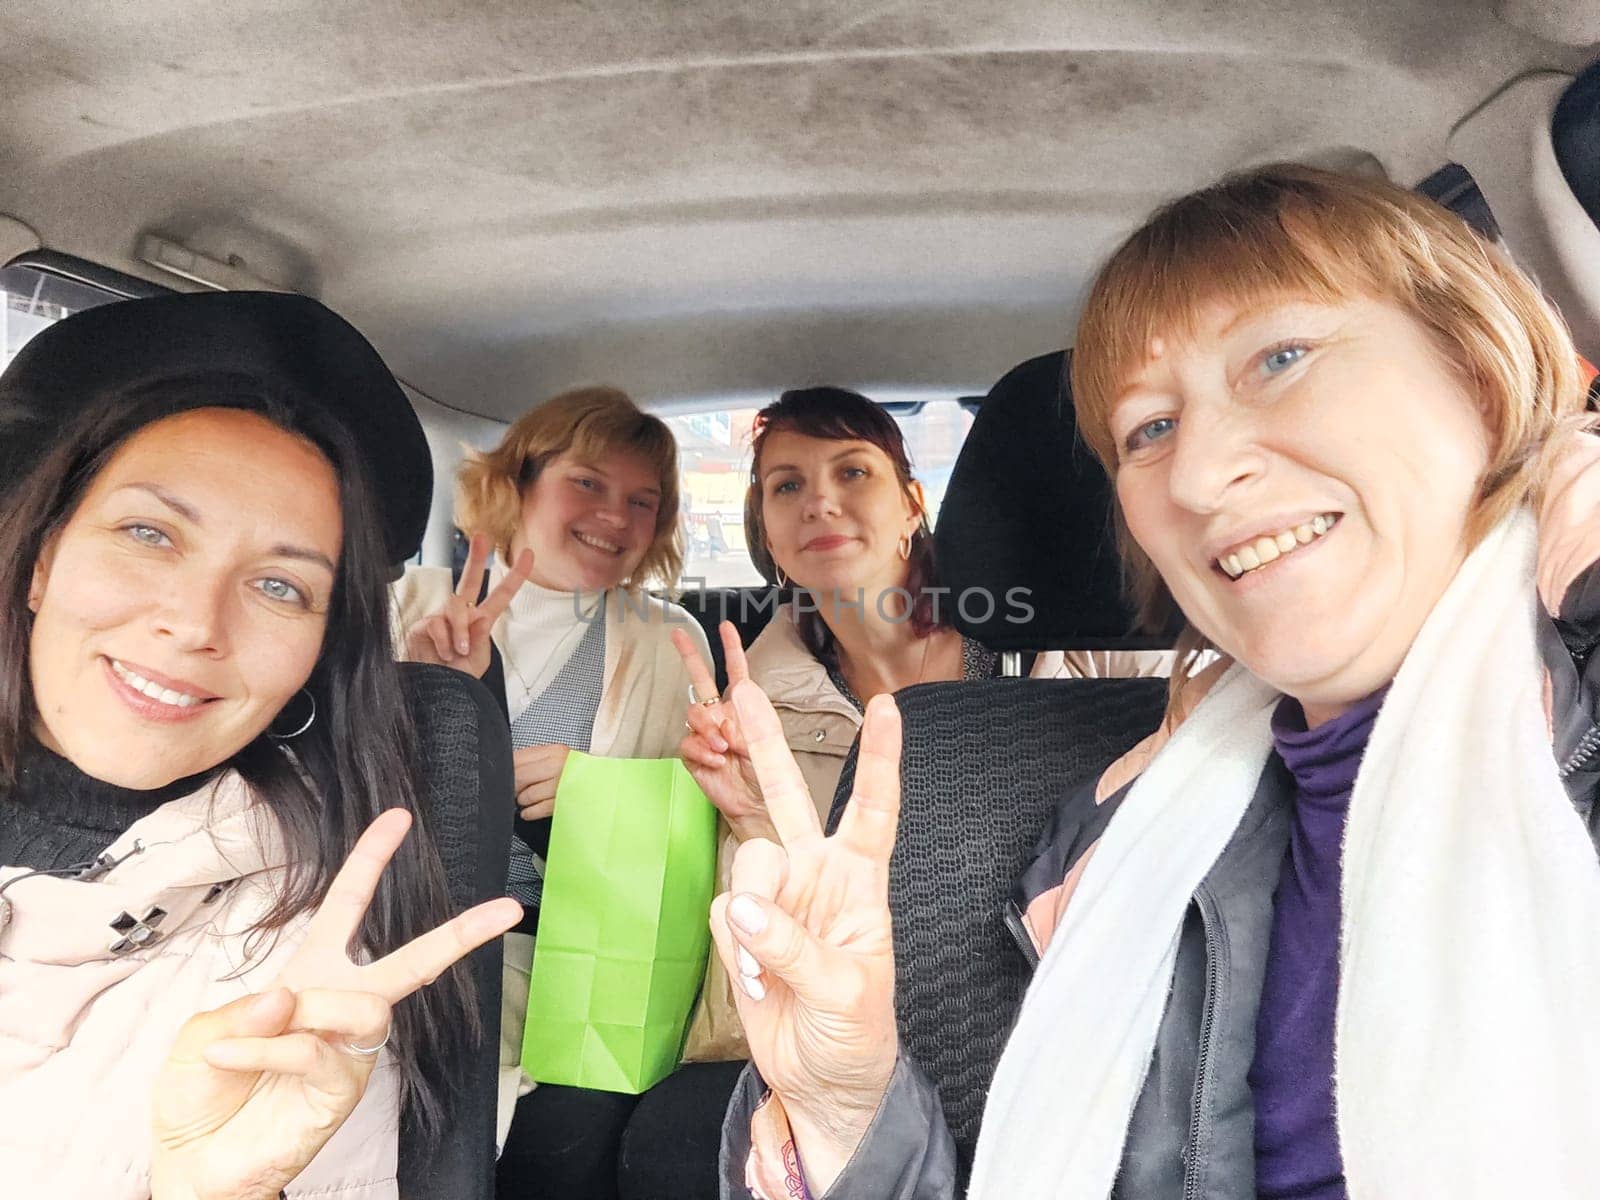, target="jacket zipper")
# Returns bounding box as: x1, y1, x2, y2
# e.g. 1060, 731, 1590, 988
1183, 891, 1221, 1200
1004, 899, 1041, 970
1560, 722, 1600, 779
